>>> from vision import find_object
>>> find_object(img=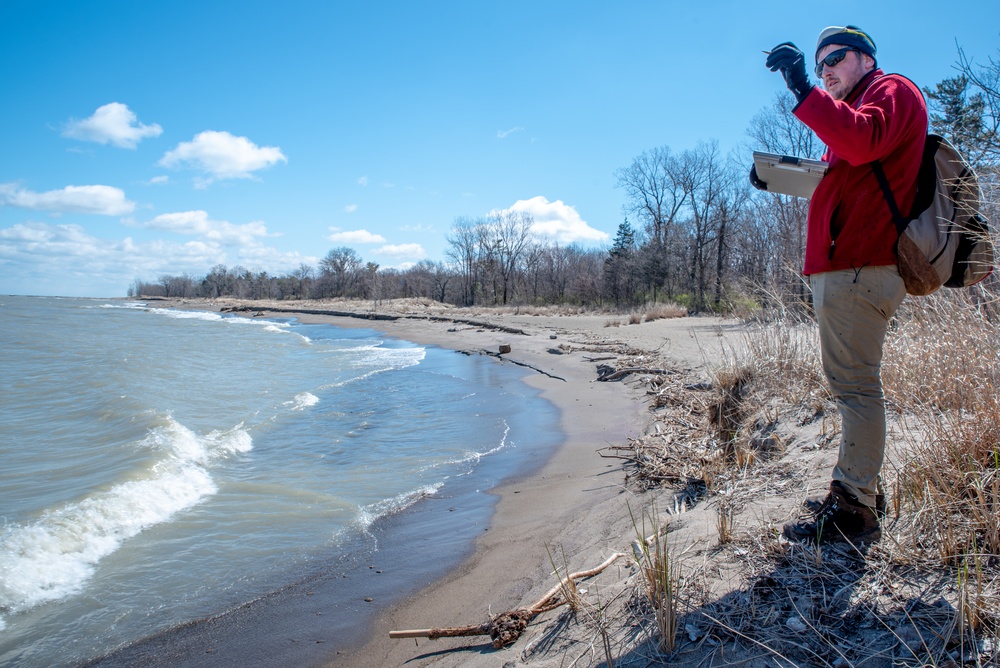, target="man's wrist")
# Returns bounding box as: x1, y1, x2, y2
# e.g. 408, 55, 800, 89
790, 82, 814, 104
